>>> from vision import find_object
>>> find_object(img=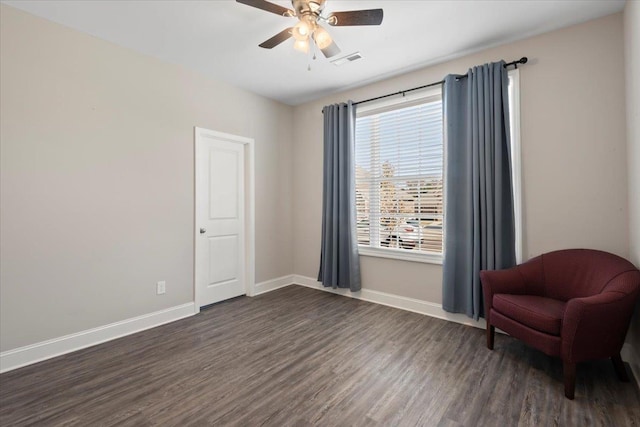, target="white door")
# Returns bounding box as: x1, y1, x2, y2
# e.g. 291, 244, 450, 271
196, 132, 246, 307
